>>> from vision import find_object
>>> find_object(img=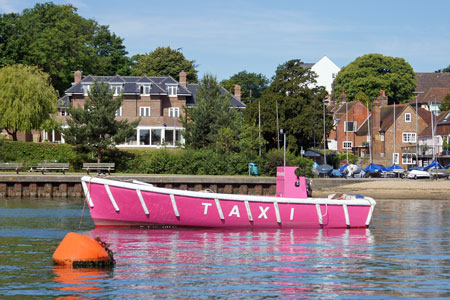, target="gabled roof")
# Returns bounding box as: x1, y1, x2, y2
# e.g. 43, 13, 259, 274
57, 95, 70, 108
379, 104, 409, 132
108, 75, 124, 83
